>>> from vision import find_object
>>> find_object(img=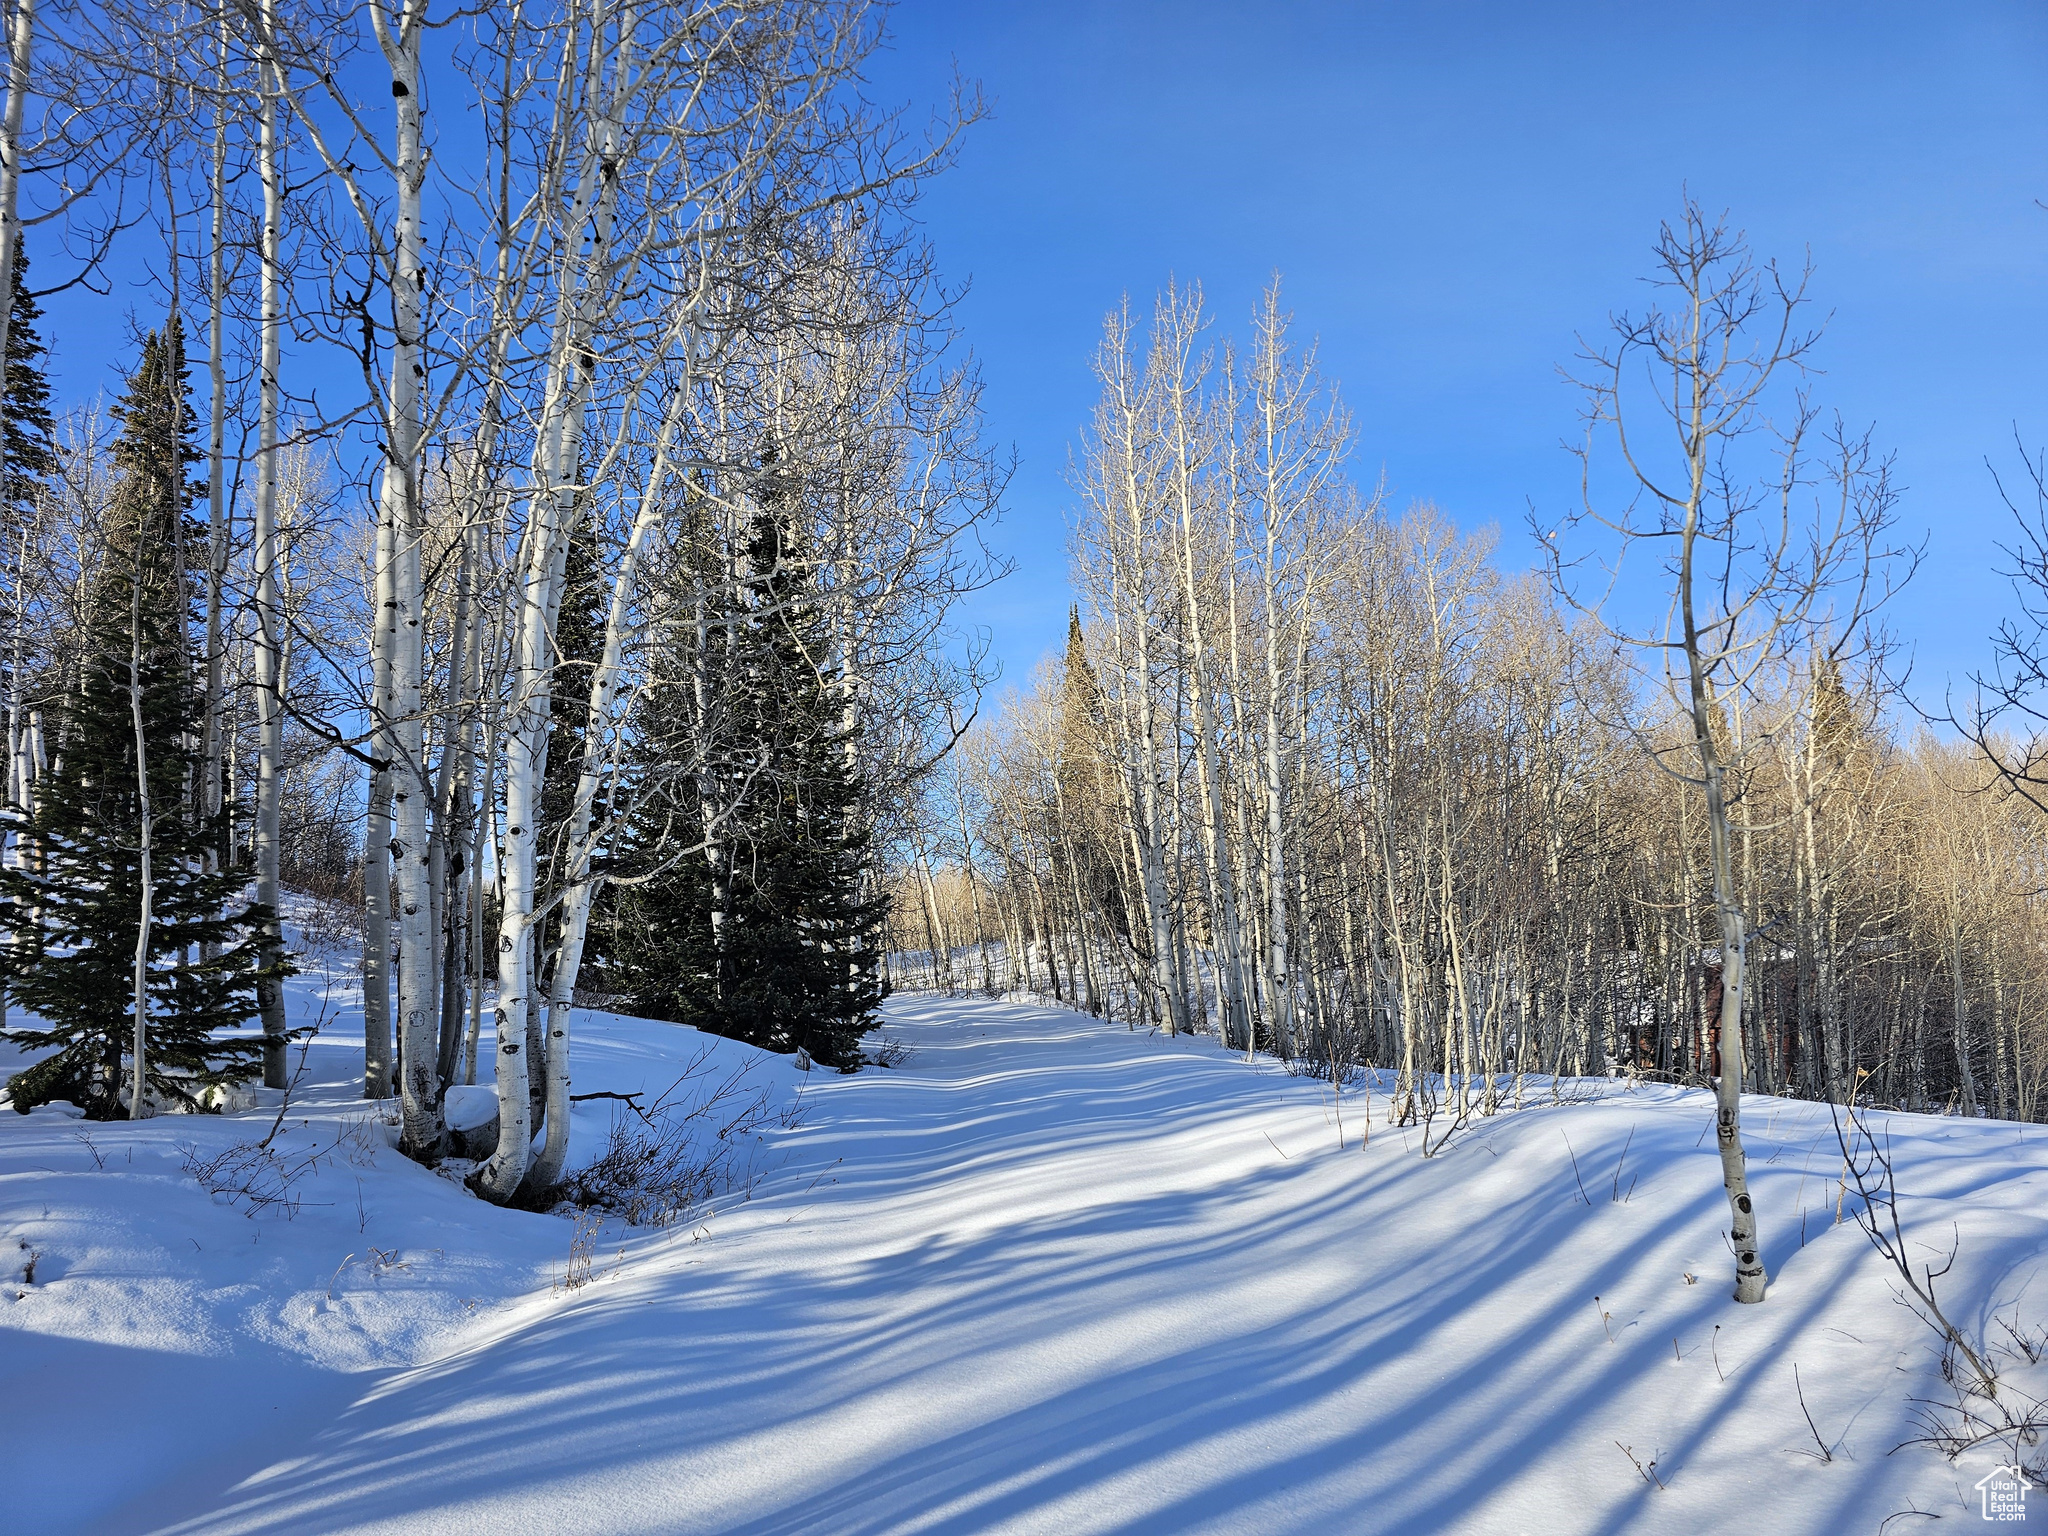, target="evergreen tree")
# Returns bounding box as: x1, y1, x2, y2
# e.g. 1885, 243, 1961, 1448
0, 322, 266, 1117
538, 518, 608, 974
1, 242, 54, 534
1054, 608, 1125, 937
607, 466, 886, 1067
